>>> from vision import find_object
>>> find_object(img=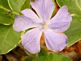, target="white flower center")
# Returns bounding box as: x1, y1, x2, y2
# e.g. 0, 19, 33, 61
42, 23, 48, 29
38, 22, 48, 30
